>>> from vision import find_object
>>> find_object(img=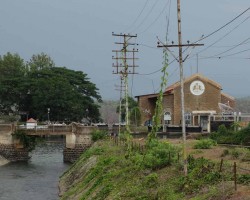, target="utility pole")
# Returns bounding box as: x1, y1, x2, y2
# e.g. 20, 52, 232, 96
112, 33, 138, 132
115, 76, 125, 135
157, 0, 203, 176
